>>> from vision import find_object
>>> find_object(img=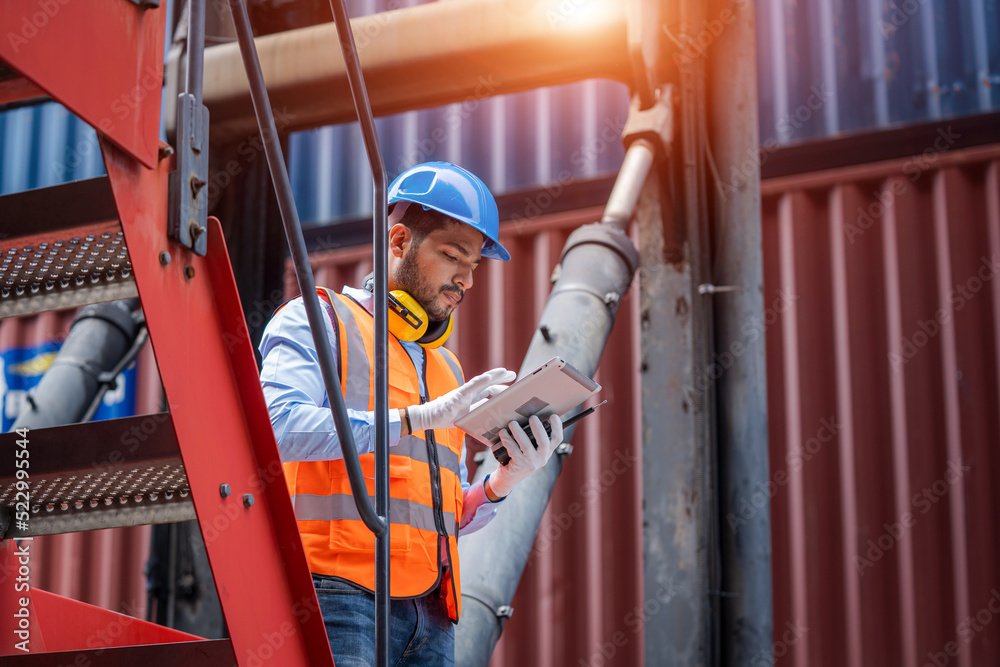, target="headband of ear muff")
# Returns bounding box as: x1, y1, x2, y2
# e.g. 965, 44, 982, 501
362, 273, 453, 349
